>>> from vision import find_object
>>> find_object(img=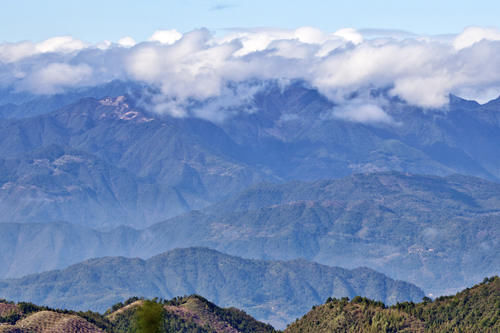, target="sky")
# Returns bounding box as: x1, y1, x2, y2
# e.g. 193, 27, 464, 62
1, 0, 500, 43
